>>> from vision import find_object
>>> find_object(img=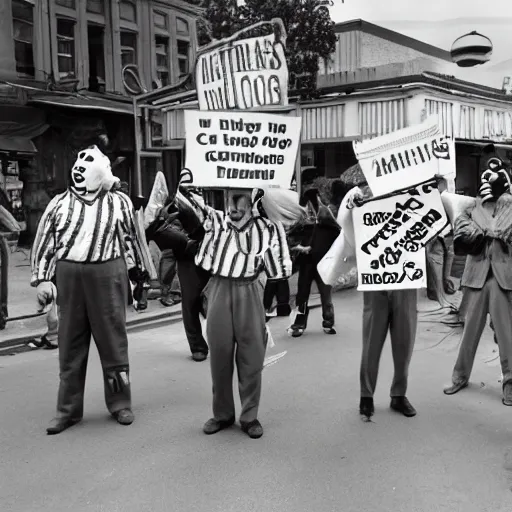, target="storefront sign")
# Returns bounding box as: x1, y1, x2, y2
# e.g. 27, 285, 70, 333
353, 118, 456, 197
482, 109, 512, 141
184, 110, 302, 189
195, 25, 288, 111
352, 180, 448, 291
